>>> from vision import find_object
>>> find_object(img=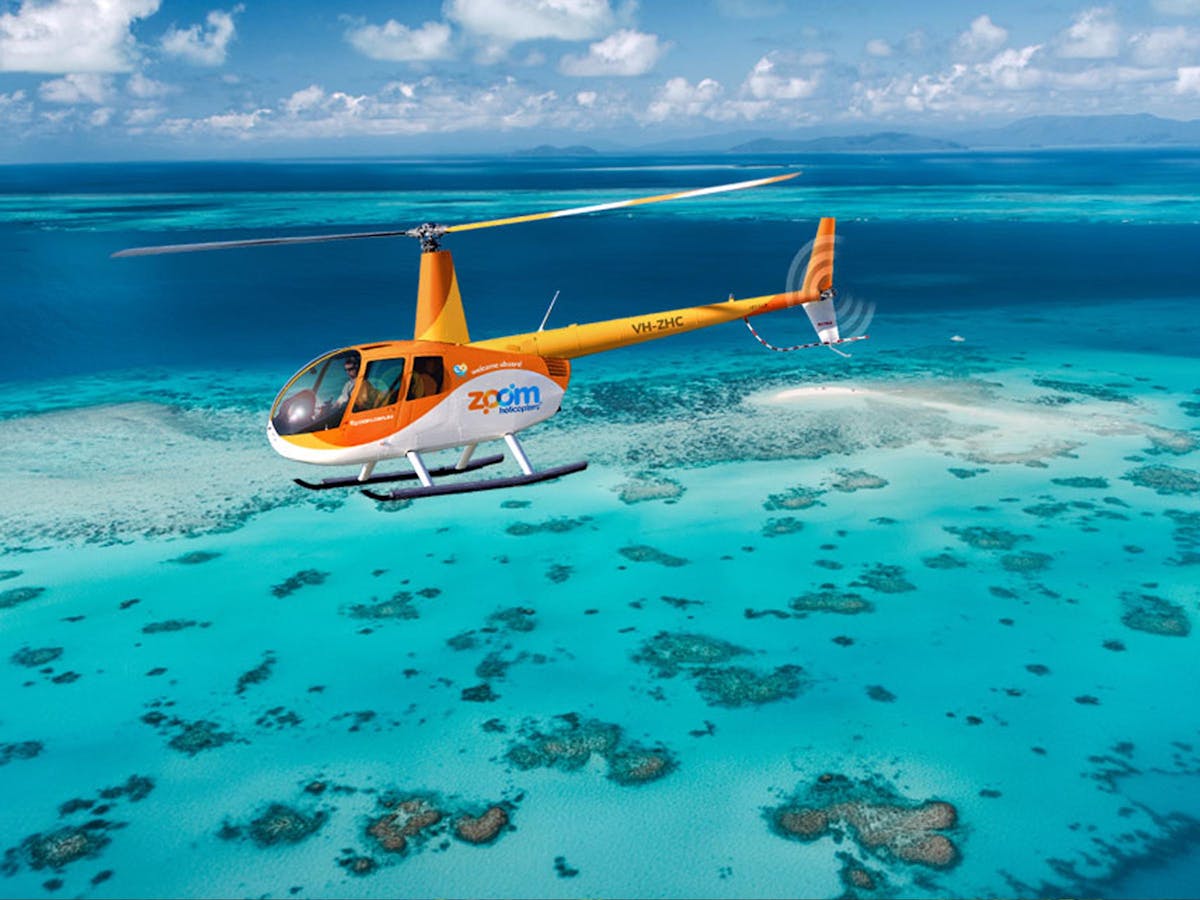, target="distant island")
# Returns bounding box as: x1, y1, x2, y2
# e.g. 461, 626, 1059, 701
514, 144, 600, 157
730, 132, 965, 153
